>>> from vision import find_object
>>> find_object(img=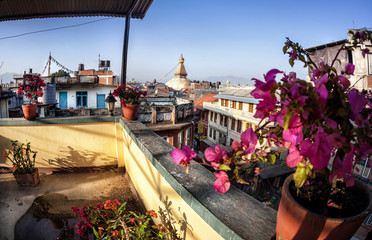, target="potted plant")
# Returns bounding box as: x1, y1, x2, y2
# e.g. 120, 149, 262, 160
112, 84, 147, 120
3, 140, 40, 186
17, 74, 46, 120
171, 29, 372, 239
72, 199, 168, 239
